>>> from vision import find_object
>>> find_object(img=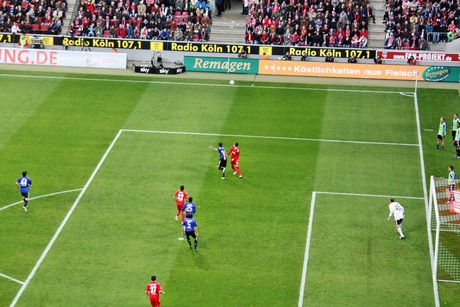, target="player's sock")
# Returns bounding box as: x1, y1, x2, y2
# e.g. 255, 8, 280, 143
24, 199, 28, 208
236, 166, 242, 176
194, 240, 198, 250
186, 237, 192, 248
436, 145, 439, 149
397, 227, 404, 238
